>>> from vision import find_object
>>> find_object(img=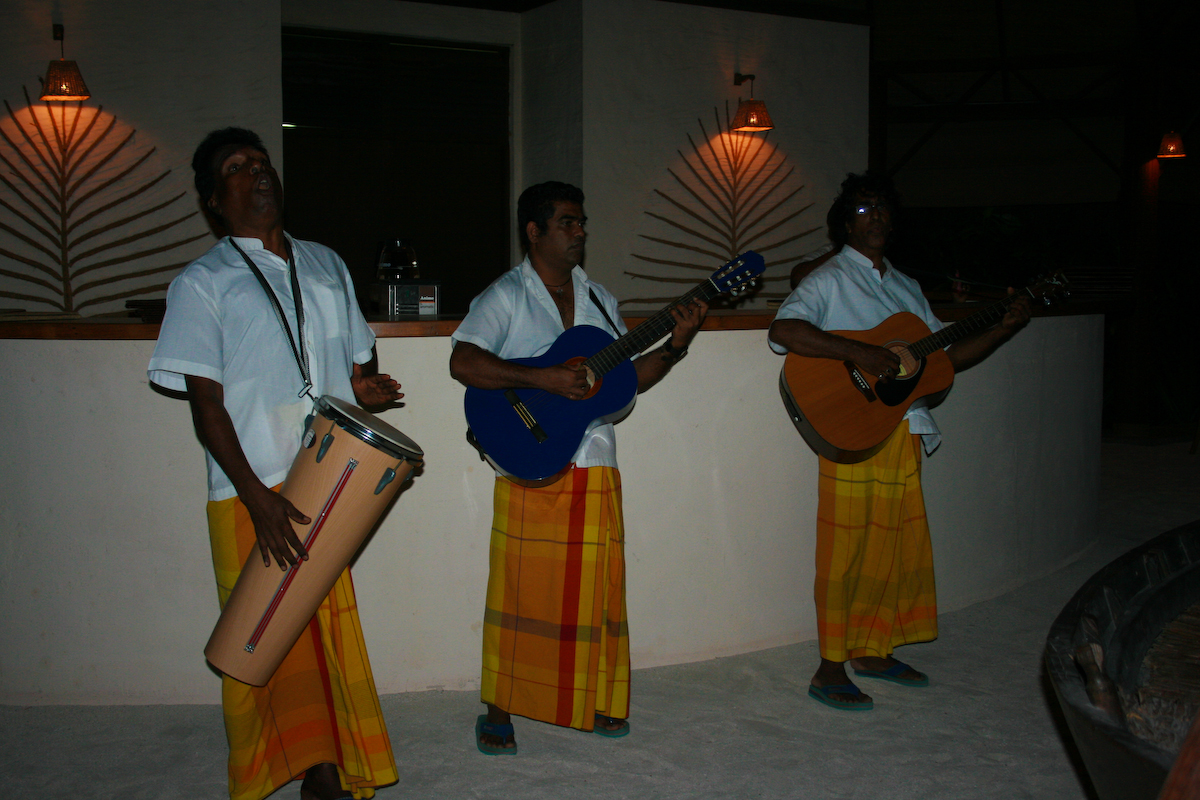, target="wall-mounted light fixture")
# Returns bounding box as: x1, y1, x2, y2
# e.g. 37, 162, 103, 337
40, 24, 90, 101
1157, 130, 1185, 158
731, 73, 773, 132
